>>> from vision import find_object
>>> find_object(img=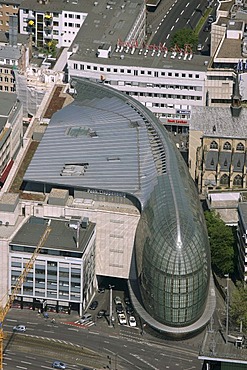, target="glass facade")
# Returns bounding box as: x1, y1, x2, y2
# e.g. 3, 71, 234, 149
135, 127, 211, 327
